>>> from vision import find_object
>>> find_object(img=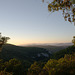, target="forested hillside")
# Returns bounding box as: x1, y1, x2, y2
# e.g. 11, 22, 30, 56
0, 45, 75, 75
1, 44, 51, 62
27, 46, 75, 75
28, 53, 75, 75
51, 46, 75, 59
25, 44, 68, 53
